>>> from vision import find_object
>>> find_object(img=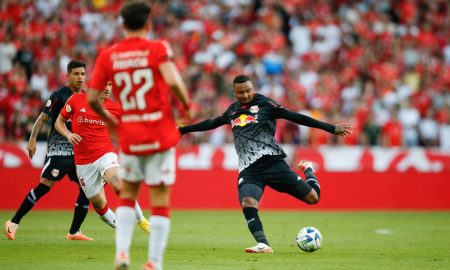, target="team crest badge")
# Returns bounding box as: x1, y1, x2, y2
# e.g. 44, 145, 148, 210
250, 105, 259, 113
51, 169, 60, 177
66, 104, 71, 112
